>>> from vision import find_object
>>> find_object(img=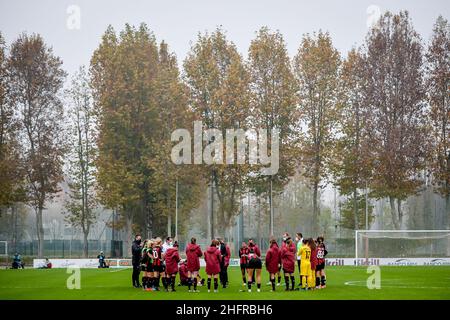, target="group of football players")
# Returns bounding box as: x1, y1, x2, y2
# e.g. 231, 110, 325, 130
131, 232, 327, 292
244, 232, 328, 292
